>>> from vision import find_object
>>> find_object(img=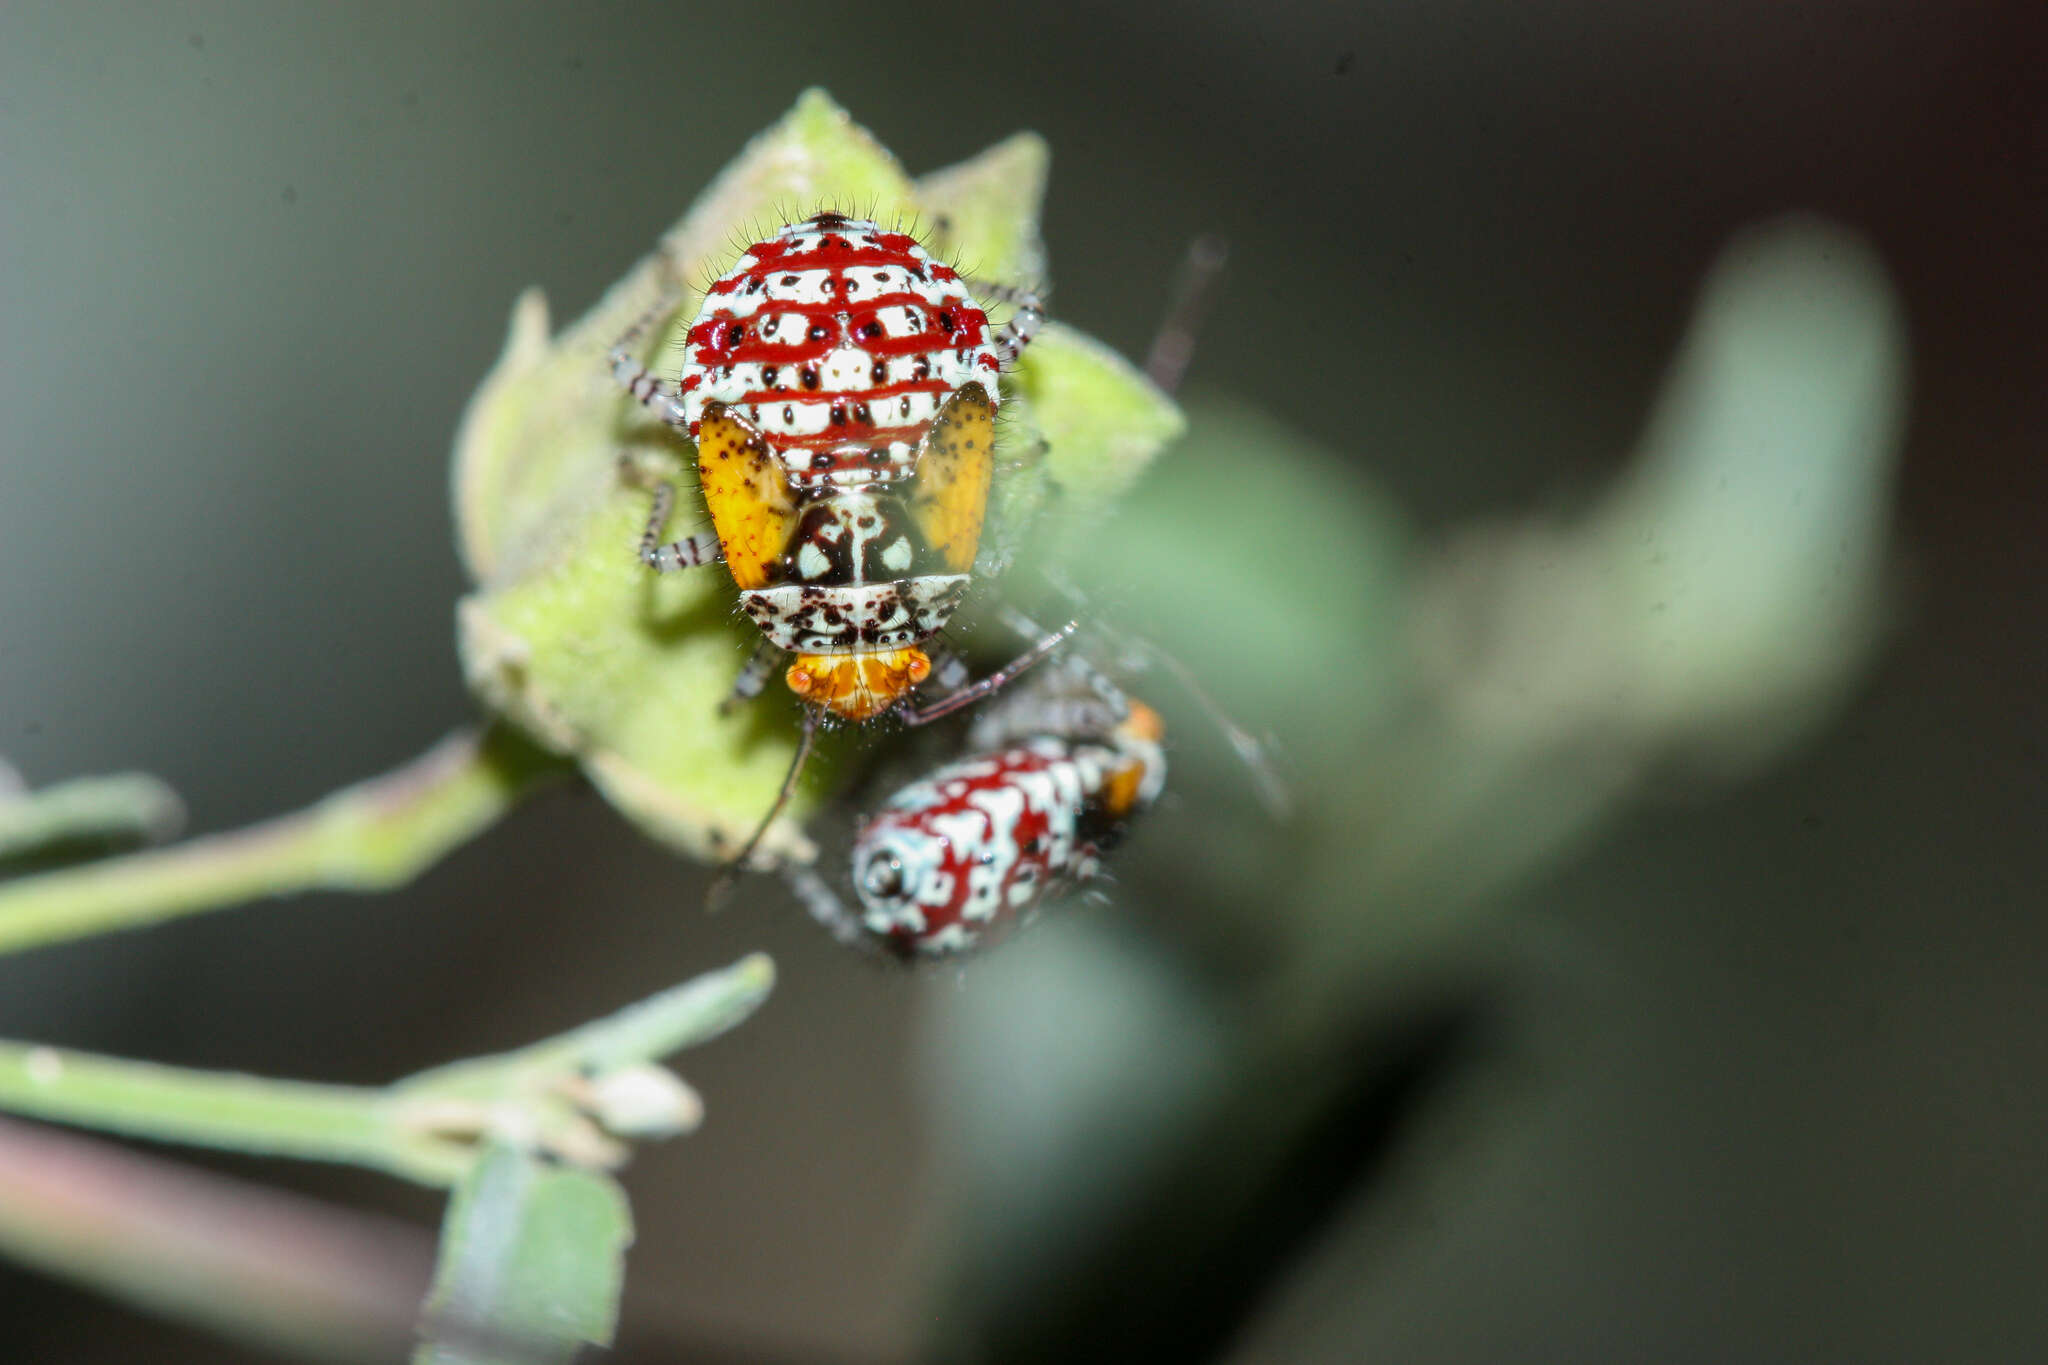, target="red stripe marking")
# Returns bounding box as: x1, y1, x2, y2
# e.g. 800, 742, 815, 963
695, 290, 979, 322
738, 377, 954, 407
764, 422, 938, 453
